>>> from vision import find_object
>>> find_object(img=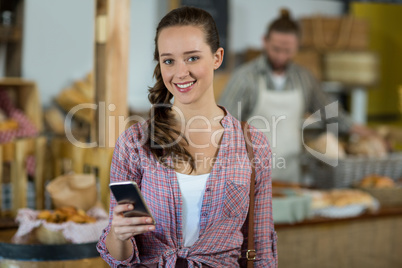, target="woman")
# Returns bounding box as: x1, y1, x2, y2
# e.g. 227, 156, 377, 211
97, 6, 277, 268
